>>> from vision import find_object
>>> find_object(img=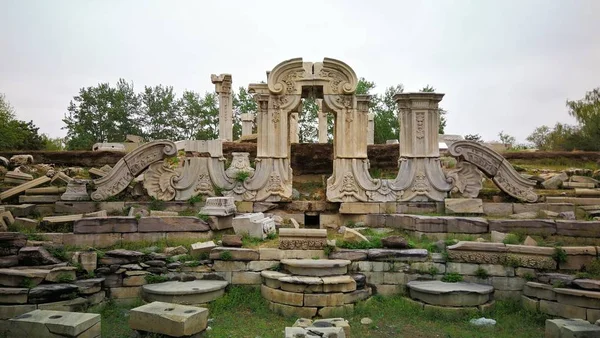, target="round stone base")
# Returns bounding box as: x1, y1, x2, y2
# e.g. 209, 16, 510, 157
142, 280, 228, 305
